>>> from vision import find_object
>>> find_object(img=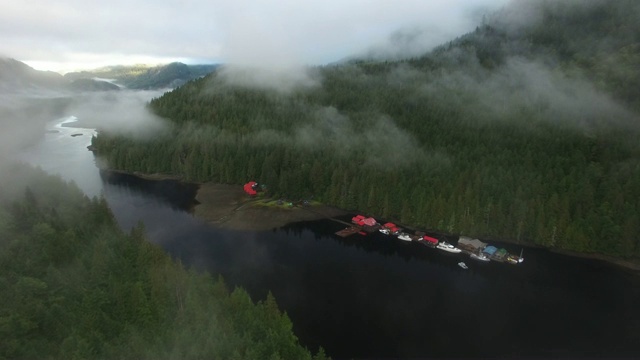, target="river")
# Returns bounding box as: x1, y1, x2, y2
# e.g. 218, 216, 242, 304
15, 113, 640, 359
